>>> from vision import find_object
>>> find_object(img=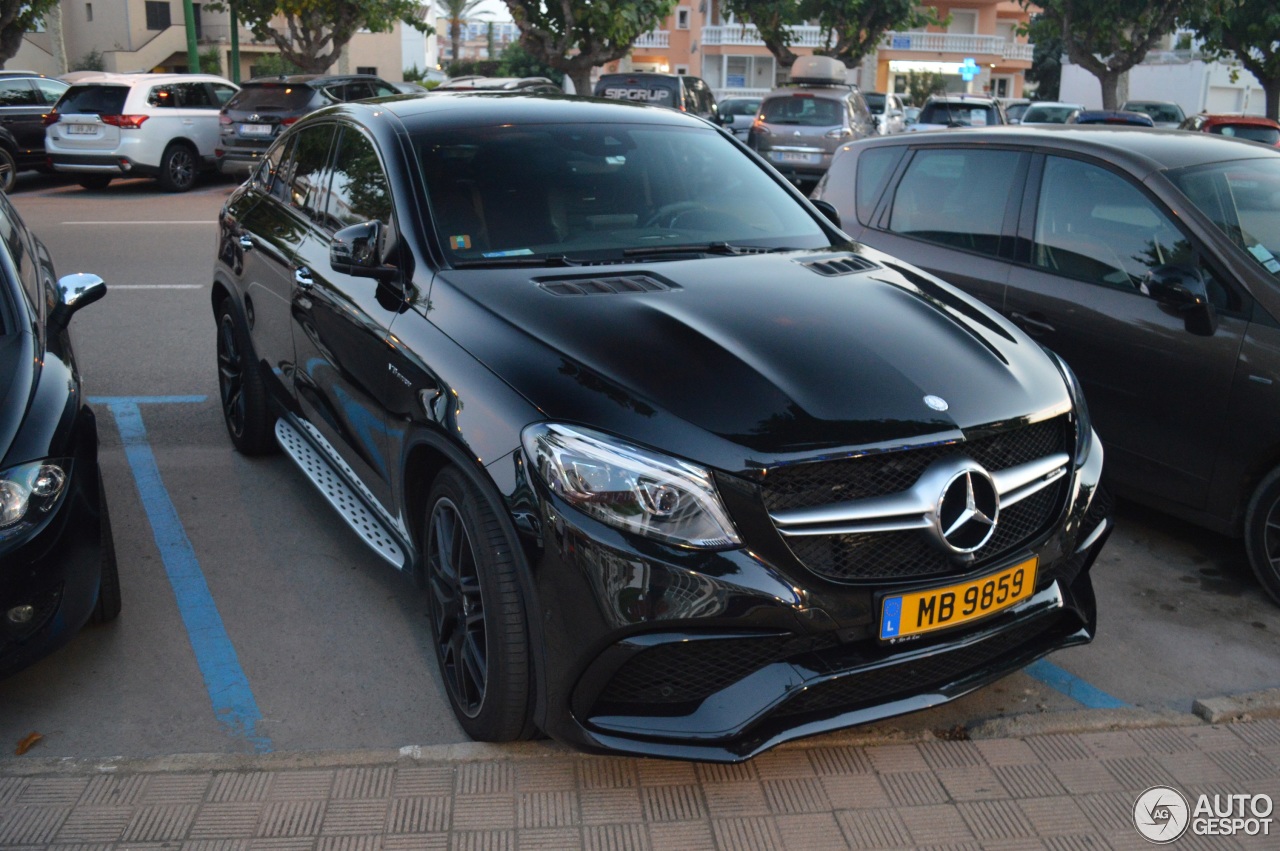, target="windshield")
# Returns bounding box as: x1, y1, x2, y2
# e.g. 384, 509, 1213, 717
720, 98, 760, 117
760, 95, 844, 126
56, 84, 128, 115
1169, 157, 1280, 277
413, 122, 832, 265
918, 102, 995, 127
1023, 105, 1078, 124
1127, 102, 1184, 123
1210, 123, 1280, 146
226, 84, 316, 112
